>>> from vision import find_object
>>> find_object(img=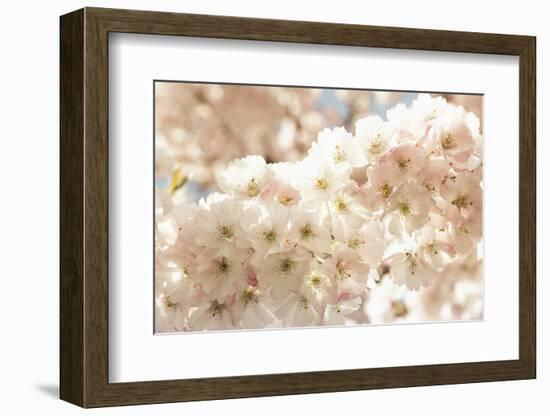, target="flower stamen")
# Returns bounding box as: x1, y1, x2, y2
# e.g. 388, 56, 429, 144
398, 200, 412, 216
241, 287, 260, 305
207, 300, 225, 318
379, 183, 393, 198
308, 274, 323, 289
368, 135, 384, 155
217, 223, 234, 240
300, 223, 315, 240
214, 256, 231, 276
405, 252, 418, 275
278, 257, 296, 276
336, 261, 352, 280
246, 178, 260, 197
397, 158, 412, 173
315, 177, 328, 190
347, 238, 365, 250
391, 300, 408, 317
334, 145, 346, 163
261, 227, 278, 243
298, 295, 309, 309
278, 194, 293, 206
442, 133, 457, 150
452, 194, 471, 209
334, 197, 350, 214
